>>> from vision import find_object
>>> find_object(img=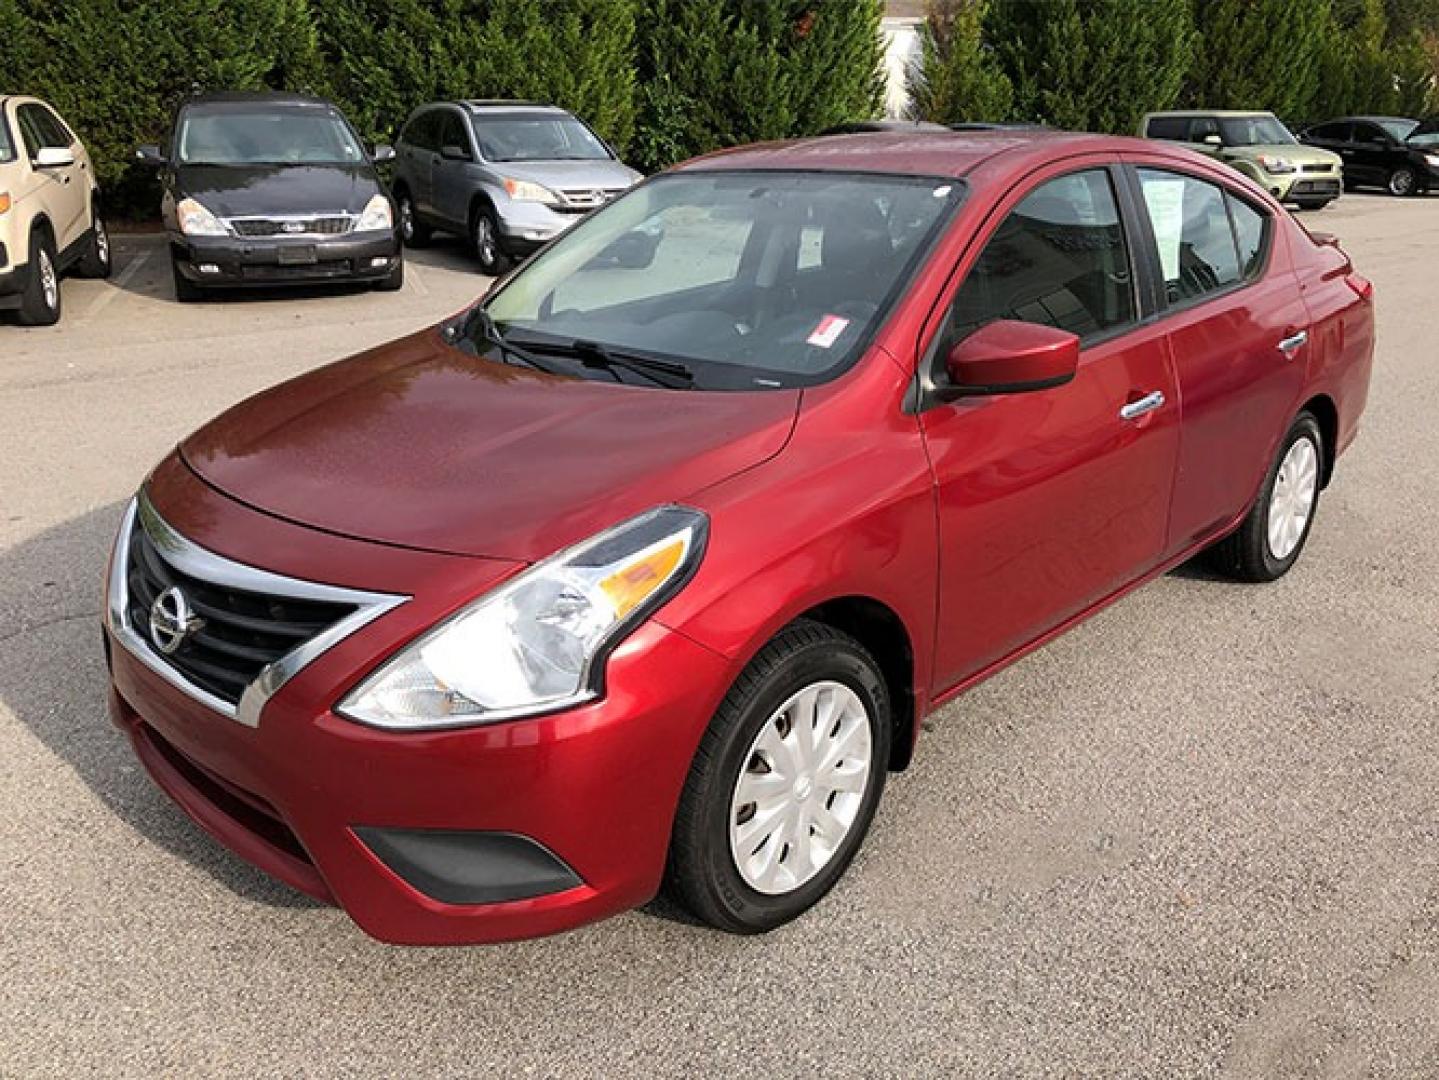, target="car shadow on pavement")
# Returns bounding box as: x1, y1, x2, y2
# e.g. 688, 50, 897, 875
1, 501, 318, 909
